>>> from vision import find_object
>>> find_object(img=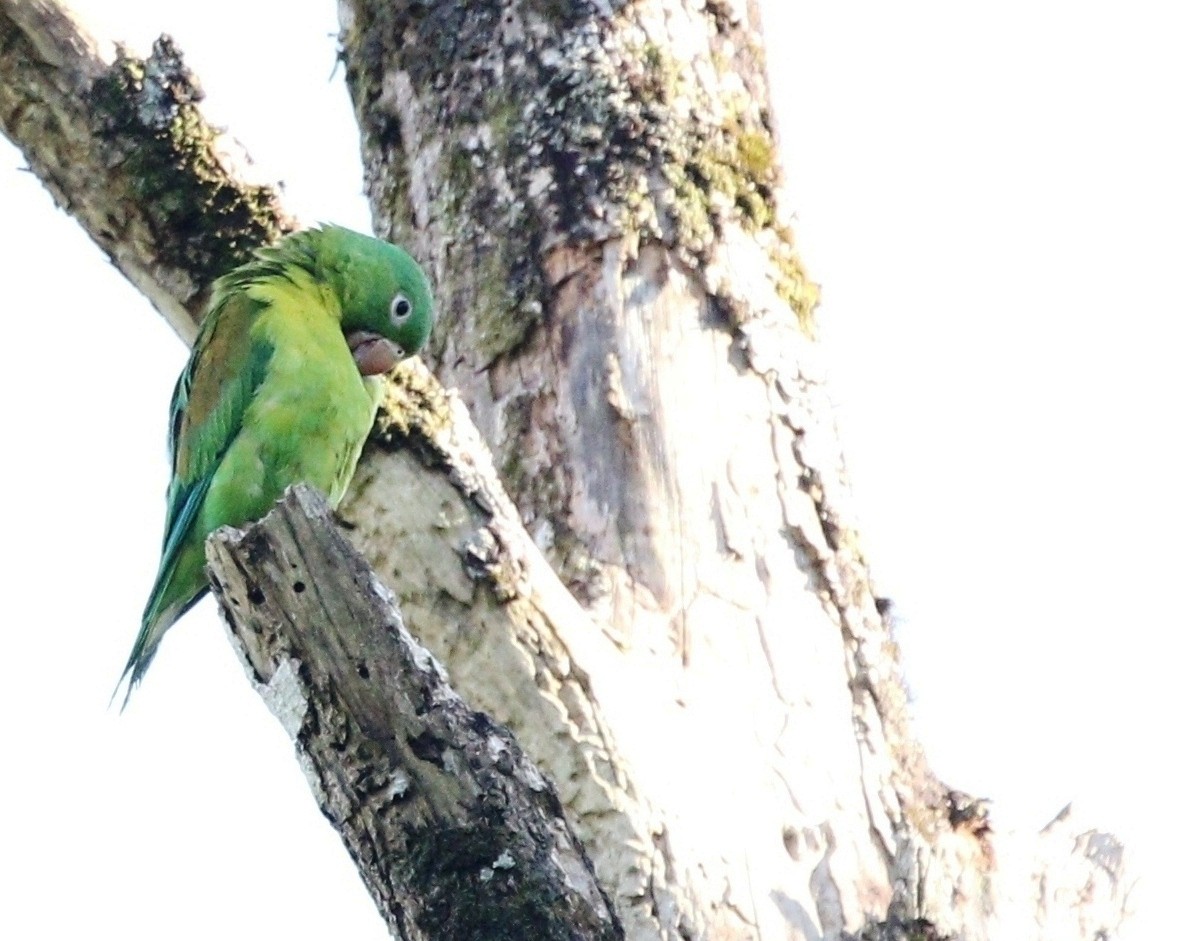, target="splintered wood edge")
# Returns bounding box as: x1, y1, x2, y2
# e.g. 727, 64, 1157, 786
204, 484, 622, 941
